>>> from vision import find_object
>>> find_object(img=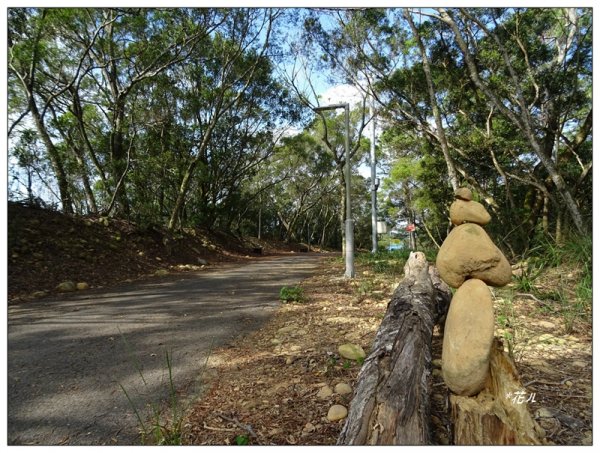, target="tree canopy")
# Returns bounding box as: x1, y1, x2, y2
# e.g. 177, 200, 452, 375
8, 7, 592, 254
